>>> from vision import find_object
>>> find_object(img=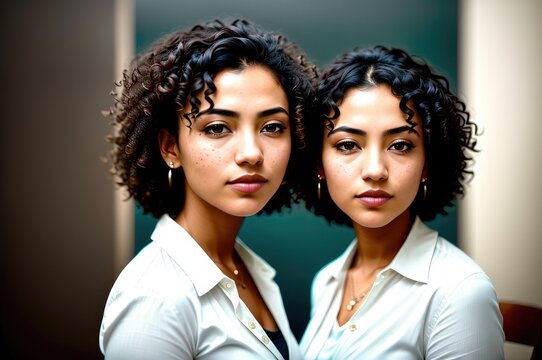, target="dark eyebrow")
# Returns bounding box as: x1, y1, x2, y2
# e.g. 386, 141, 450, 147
327, 126, 365, 137
257, 107, 289, 118
196, 107, 289, 119
327, 124, 419, 137
383, 125, 419, 137
197, 108, 237, 118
